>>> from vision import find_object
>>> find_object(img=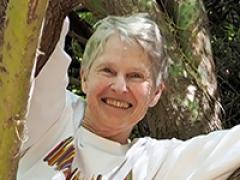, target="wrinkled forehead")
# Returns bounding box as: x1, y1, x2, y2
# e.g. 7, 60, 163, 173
102, 33, 145, 54
92, 34, 151, 67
